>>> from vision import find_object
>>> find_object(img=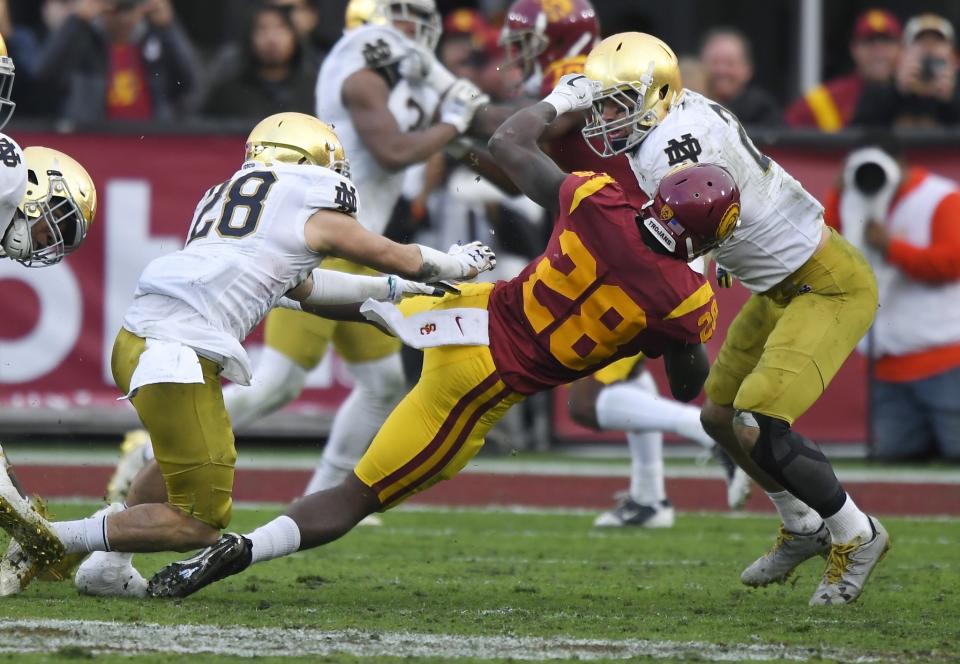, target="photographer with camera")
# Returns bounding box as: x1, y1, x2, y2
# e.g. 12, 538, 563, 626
823, 138, 960, 462
853, 14, 960, 128
33, 0, 200, 123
